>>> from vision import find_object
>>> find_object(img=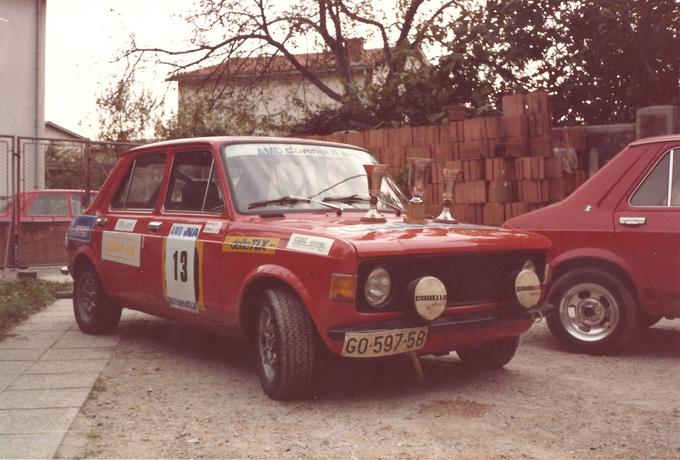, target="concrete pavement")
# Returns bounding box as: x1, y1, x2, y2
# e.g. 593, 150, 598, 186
0, 299, 121, 458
